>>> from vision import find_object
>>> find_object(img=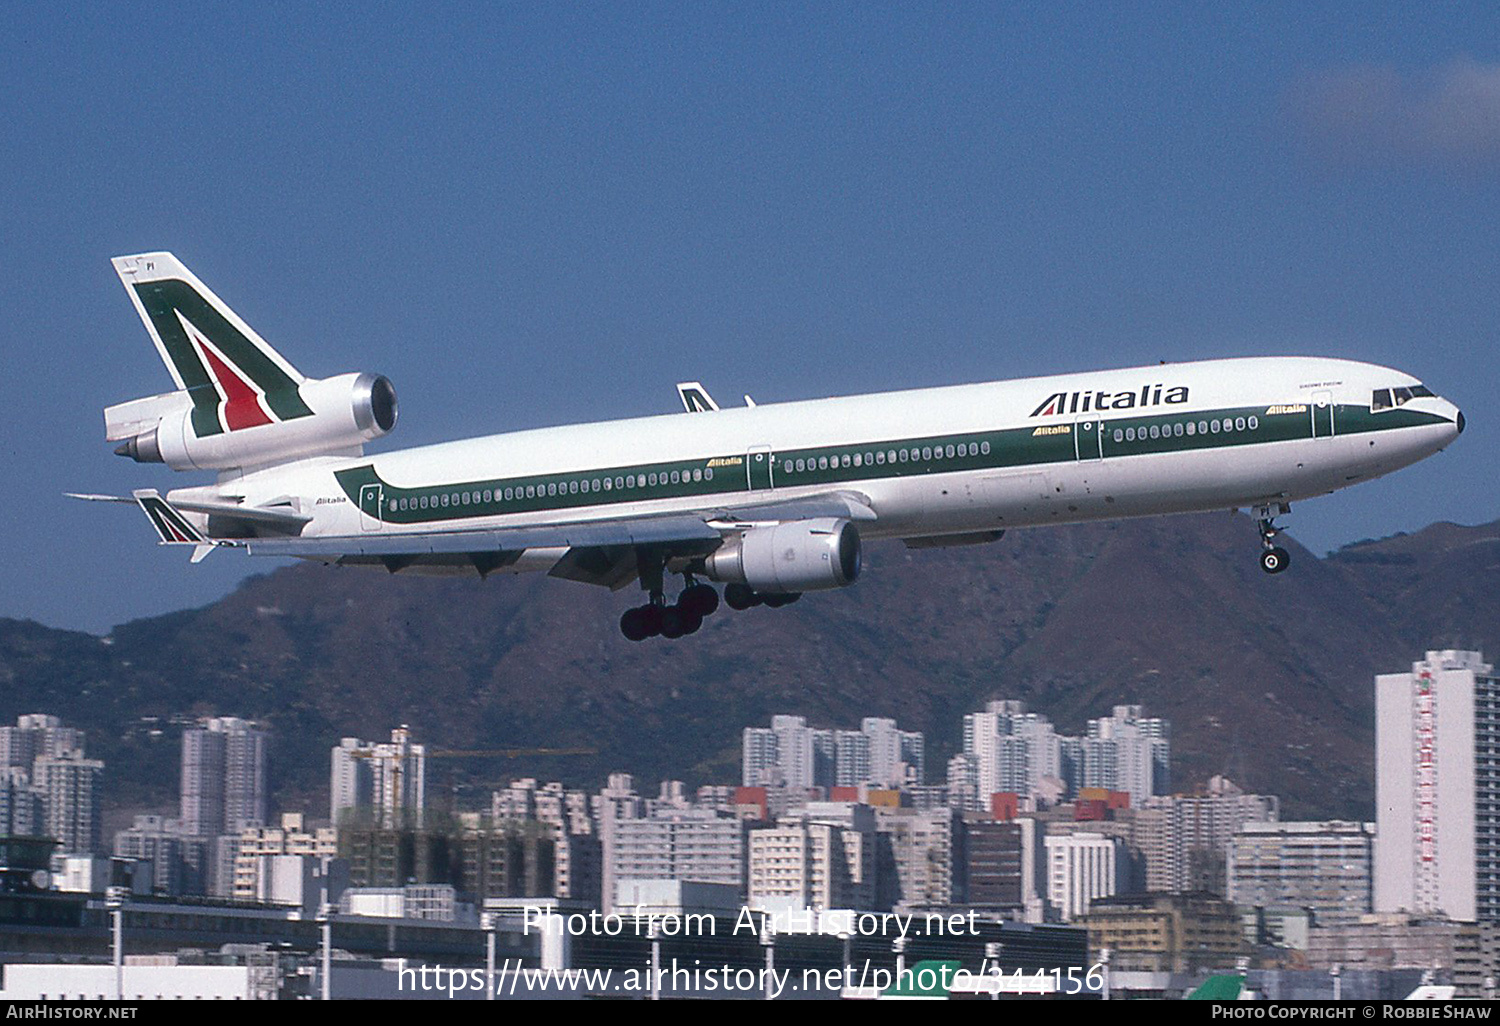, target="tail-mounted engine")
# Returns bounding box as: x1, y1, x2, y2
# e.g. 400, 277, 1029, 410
109, 372, 397, 471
